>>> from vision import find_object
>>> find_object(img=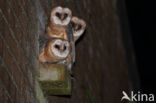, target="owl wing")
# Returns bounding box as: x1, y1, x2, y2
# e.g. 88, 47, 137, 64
66, 23, 75, 66
39, 34, 52, 54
